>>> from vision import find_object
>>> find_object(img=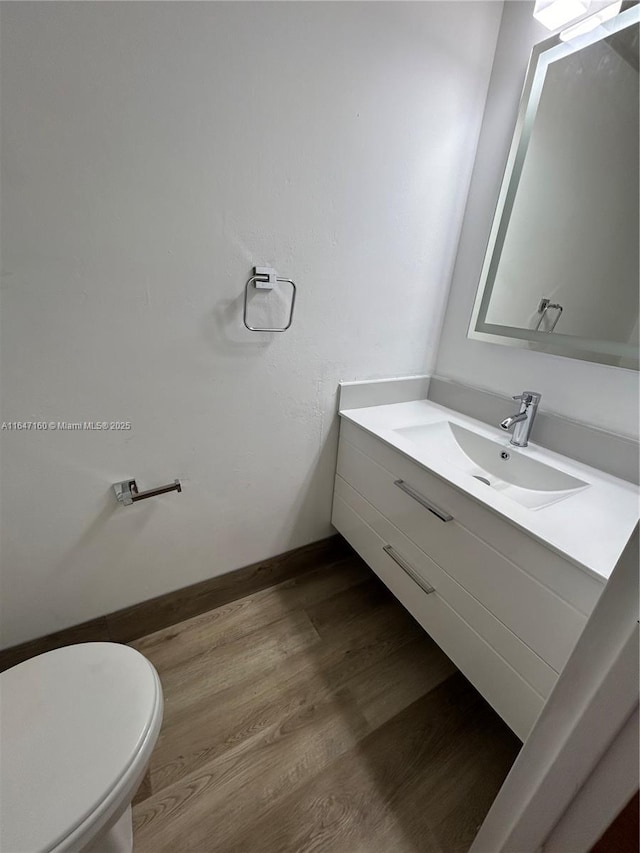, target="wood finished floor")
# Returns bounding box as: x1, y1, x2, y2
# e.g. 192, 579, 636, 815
130, 550, 521, 853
